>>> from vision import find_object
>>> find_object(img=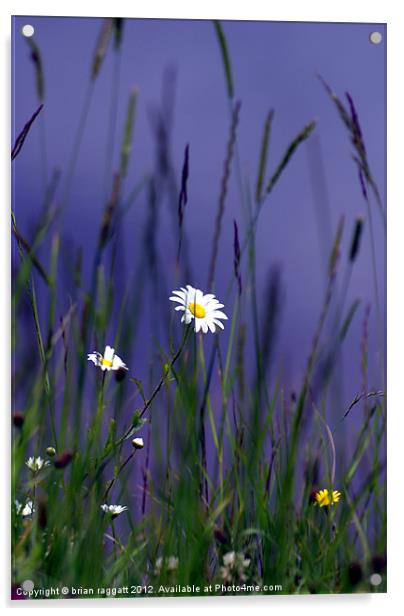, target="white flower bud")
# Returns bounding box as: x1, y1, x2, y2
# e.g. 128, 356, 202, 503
132, 437, 144, 449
